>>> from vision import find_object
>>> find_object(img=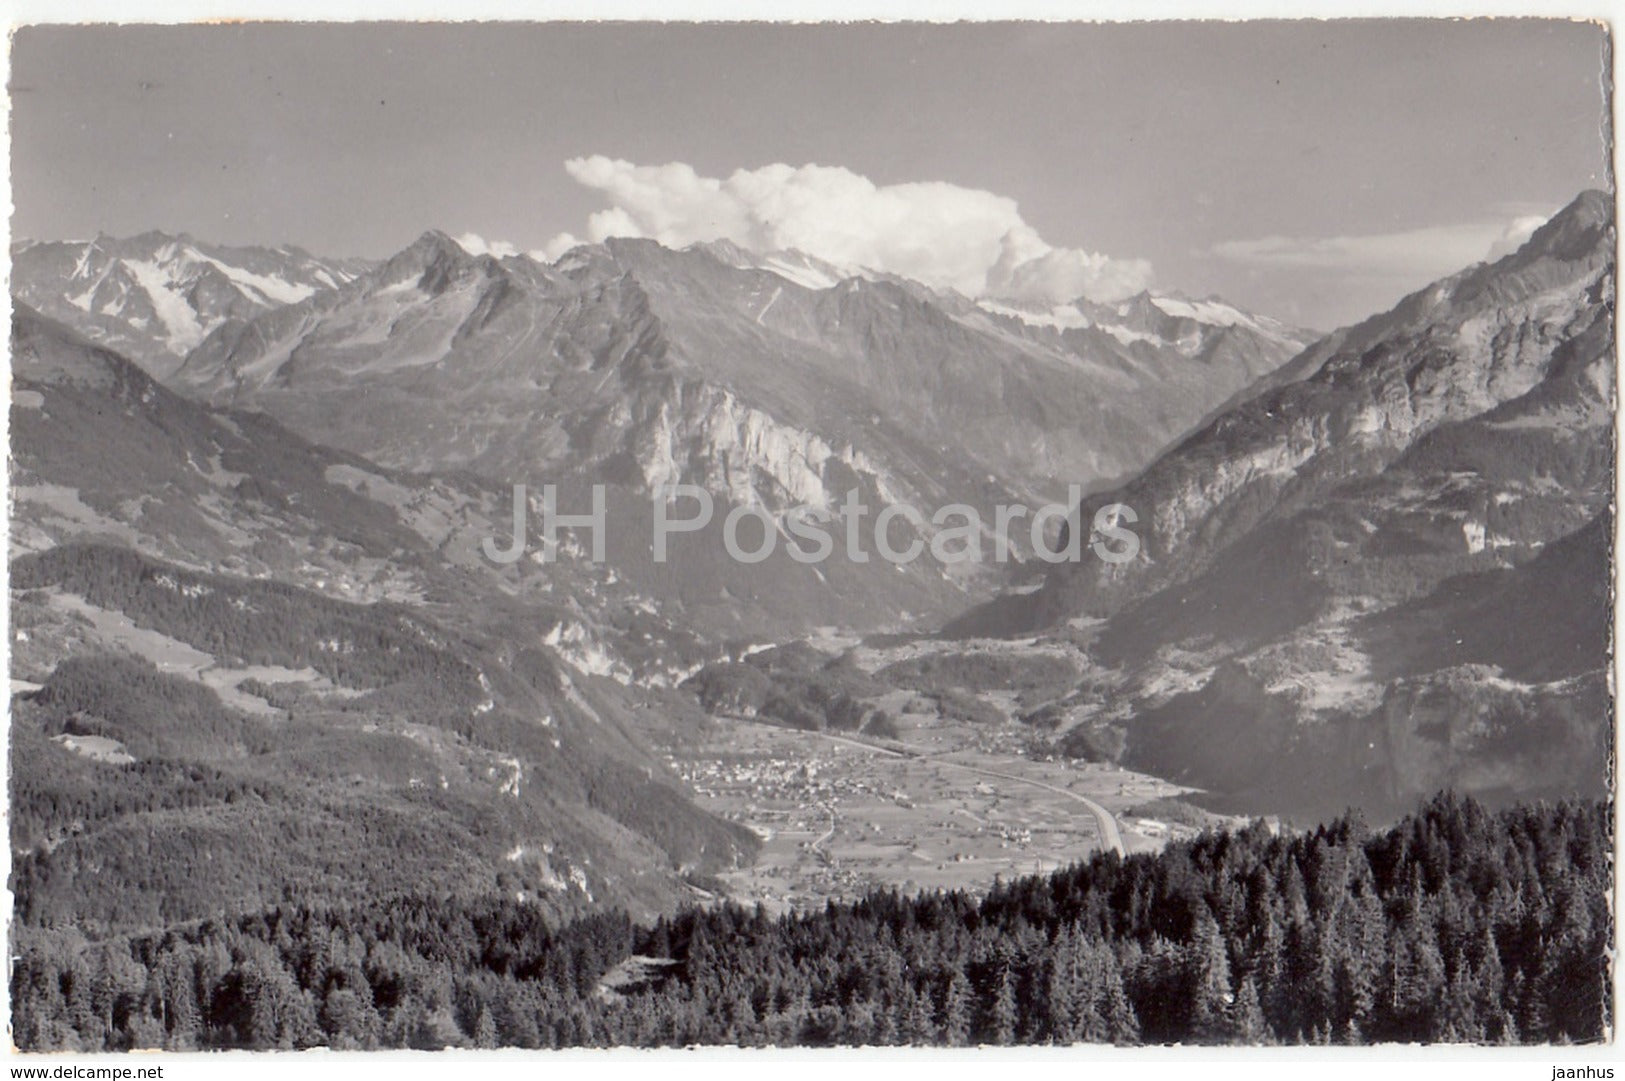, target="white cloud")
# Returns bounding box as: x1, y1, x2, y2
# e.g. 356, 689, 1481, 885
537, 233, 582, 262
1485, 215, 1550, 261
1208, 214, 1553, 278
544, 156, 1151, 303
454, 232, 519, 259
984, 226, 1154, 306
